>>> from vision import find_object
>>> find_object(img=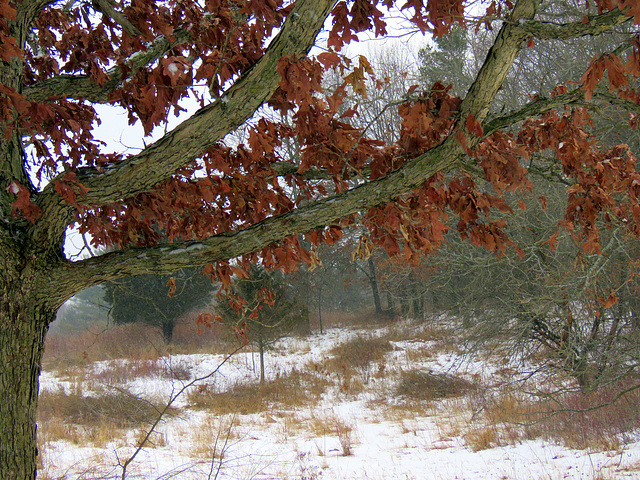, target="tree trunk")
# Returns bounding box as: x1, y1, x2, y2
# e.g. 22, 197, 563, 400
0, 289, 53, 480
317, 284, 323, 334
161, 319, 174, 344
386, 291, 394, 313
367, 258, 383, 315
258, 337, 265, 384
